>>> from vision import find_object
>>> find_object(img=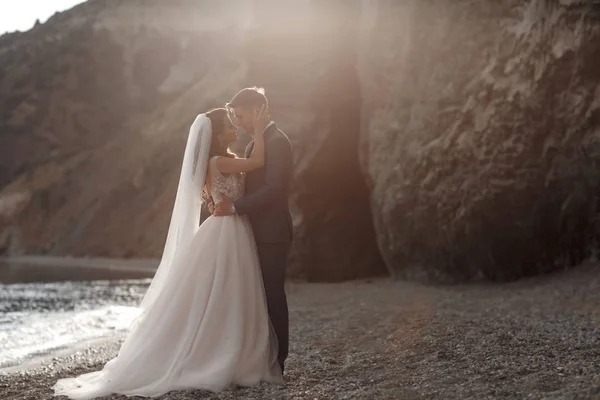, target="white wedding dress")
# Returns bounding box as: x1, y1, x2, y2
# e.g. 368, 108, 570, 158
54, 116, 281, 399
